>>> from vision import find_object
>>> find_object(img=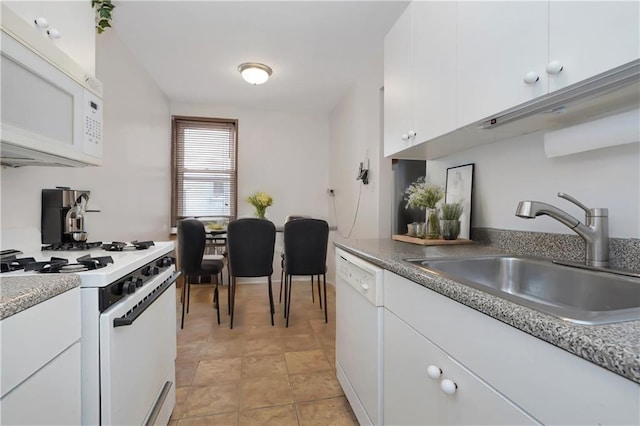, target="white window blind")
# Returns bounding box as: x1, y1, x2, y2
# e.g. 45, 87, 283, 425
172, 116, 237, 225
